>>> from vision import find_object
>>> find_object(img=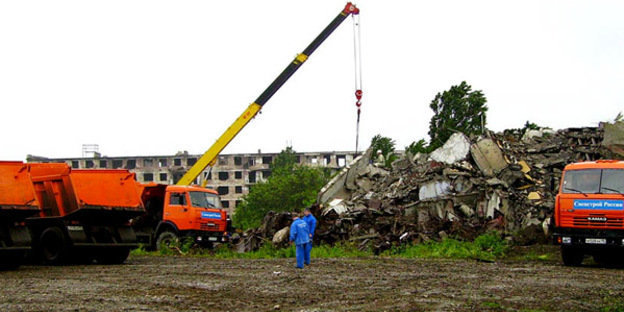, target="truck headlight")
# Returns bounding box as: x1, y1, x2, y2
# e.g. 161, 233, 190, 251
196, 236, 203, 242
562, 237, 572, 244
621, 238, 624, 246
